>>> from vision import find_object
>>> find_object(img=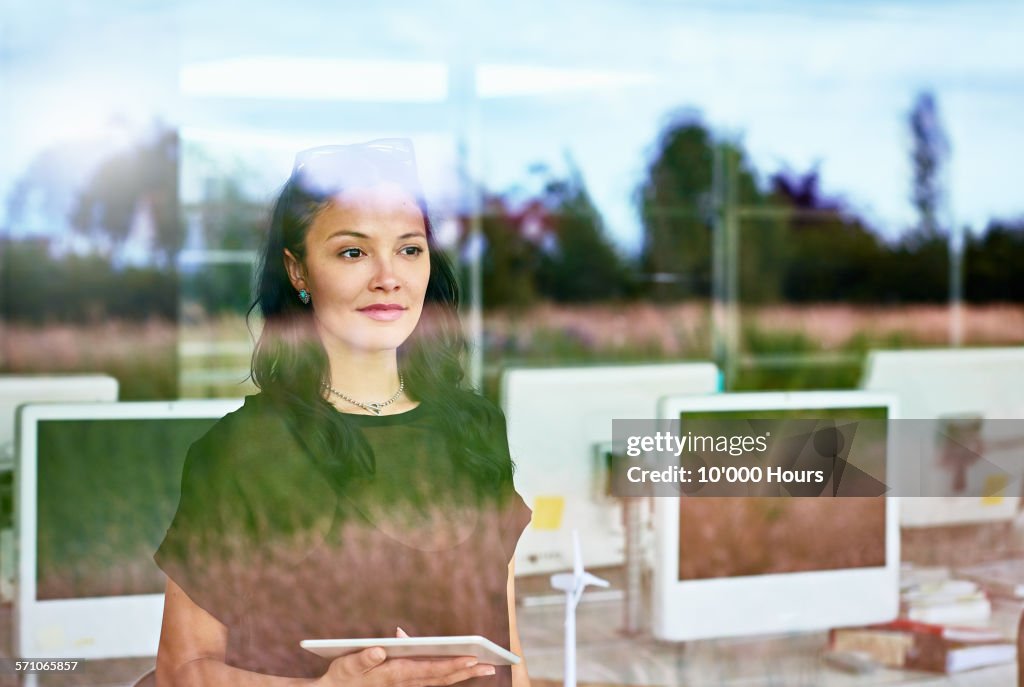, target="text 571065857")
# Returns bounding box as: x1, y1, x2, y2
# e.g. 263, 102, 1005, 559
1, 660, 81, 673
